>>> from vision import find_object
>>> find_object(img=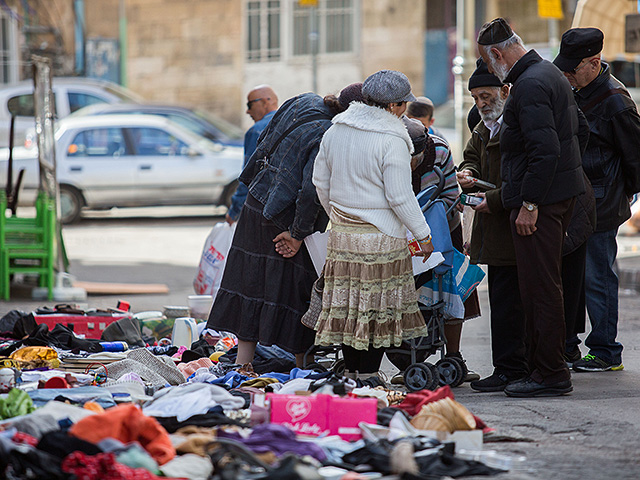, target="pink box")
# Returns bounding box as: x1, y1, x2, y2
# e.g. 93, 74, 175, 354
268, 394, 378, 441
